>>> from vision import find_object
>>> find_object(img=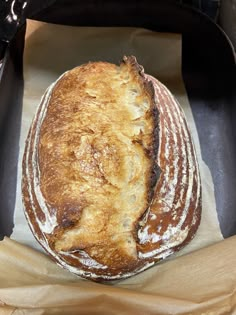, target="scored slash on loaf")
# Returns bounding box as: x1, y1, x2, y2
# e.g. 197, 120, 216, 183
22, 56, 201, 281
